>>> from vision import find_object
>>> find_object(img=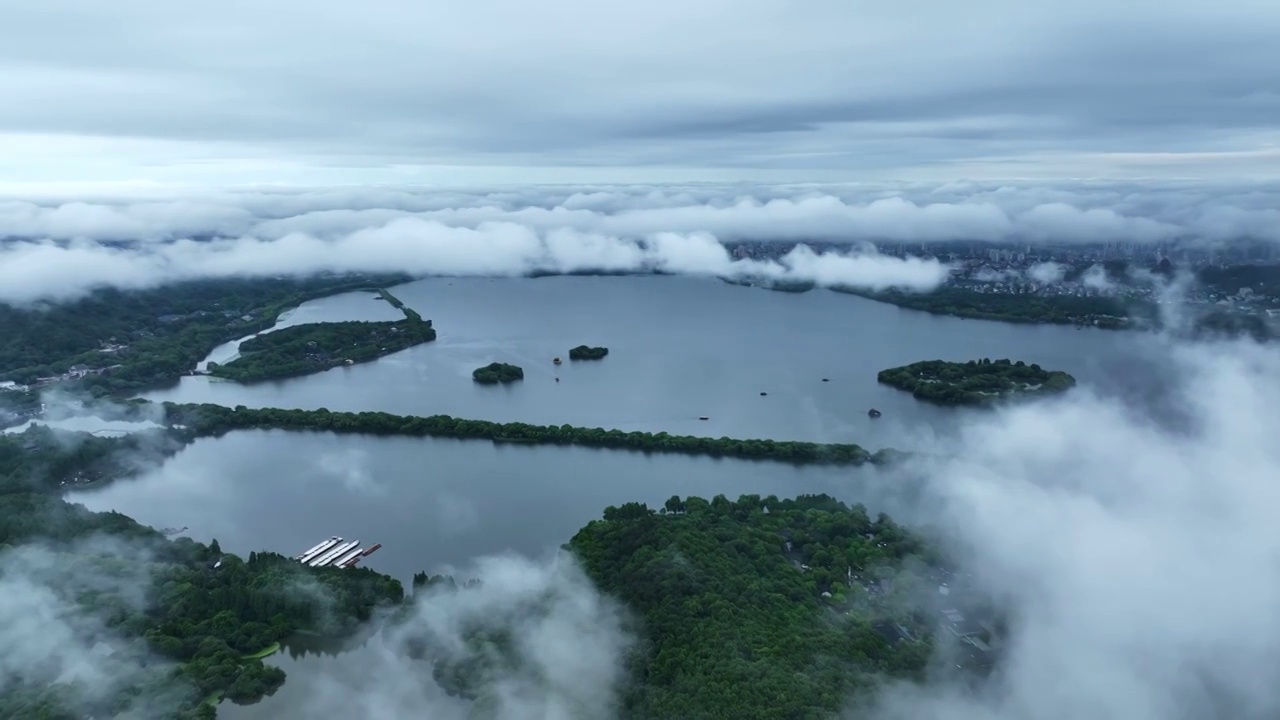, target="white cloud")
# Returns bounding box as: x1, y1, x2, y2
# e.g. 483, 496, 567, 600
6, 179, 1280, 305
200, 334, 1280, 720
276, 553, 633, 720
1027, 262, 1065, 284
872, 338, 1280, 720
1081, 263, 1113, 291
0, 537, 192, 718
